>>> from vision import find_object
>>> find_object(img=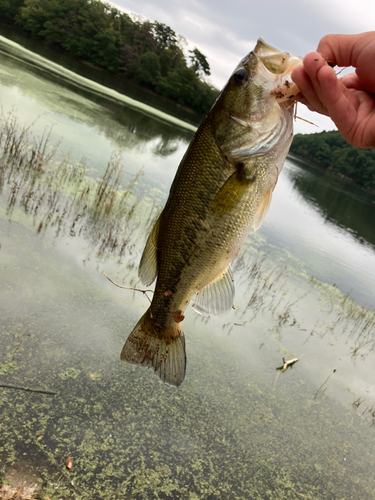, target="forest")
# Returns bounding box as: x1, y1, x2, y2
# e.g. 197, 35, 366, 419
0, 0, 219, 114
291, 130, 375, 190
